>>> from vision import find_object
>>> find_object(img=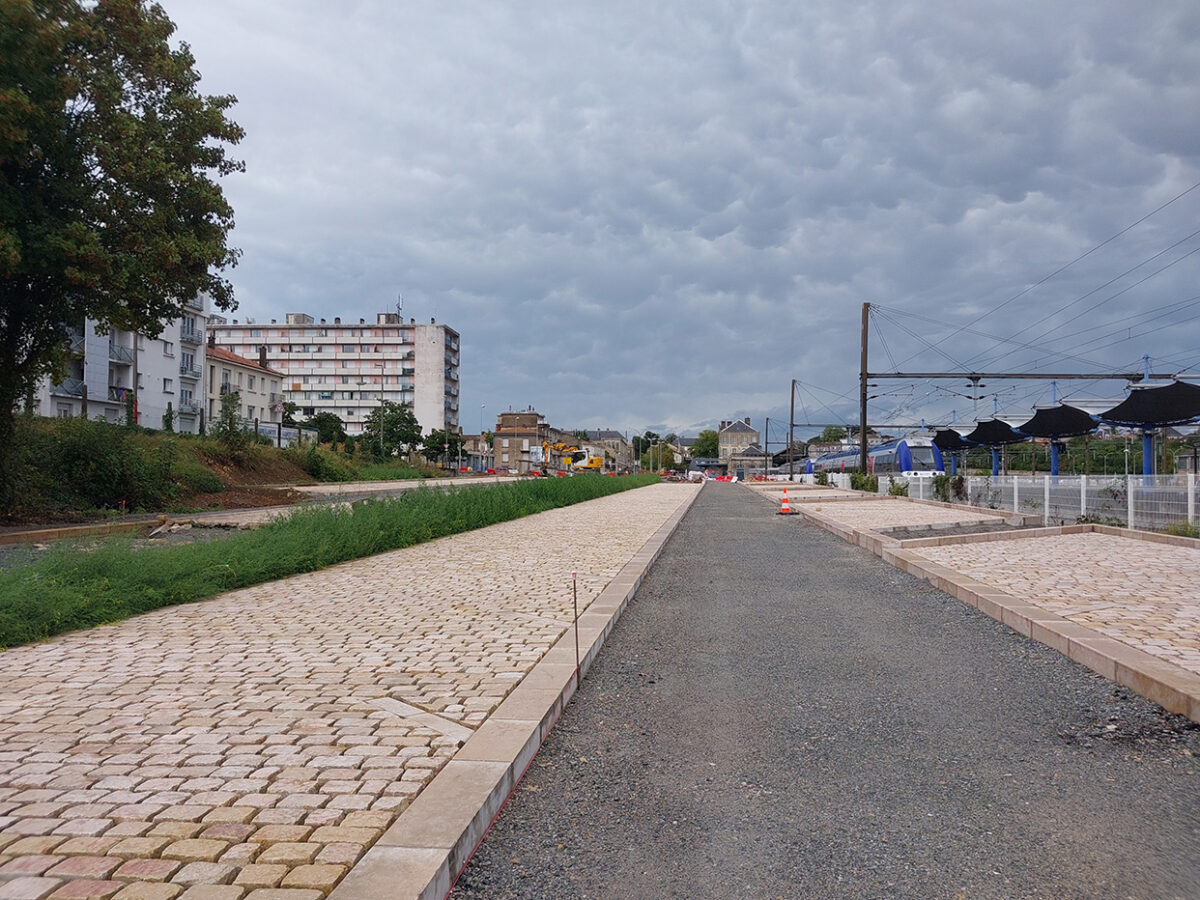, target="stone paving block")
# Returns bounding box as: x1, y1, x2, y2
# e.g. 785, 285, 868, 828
45, 857, 122, 880
168, 862, 236, 887
160, 841, 229, 864
3, 838, 66, 857
0, 856, 63, 878
231, 866, 286, 890
312, 844, 362, 868
110, 858, 182, 883
278, 865, 344, 893
52, 838, 121, 858
105, 837, 173, 860
111, 885, 182, 900
241, 891, 322, 900
143, 827, 201, 843
45, 880, 123, 899
174, 888, 243, 900
250, 845, 319, 868
244, 828, 309, 846
0, 877, 63, 900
